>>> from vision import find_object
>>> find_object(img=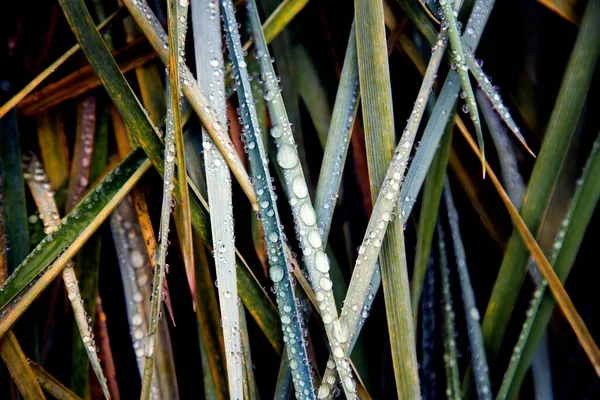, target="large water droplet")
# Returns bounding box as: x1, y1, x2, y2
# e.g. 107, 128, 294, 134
292, 177, 308, 198
270, 265, 284, 283
315, 251, 330, 273
308, 230, 322, 248
300, 204, 316, 225
277, 145, 298, 169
